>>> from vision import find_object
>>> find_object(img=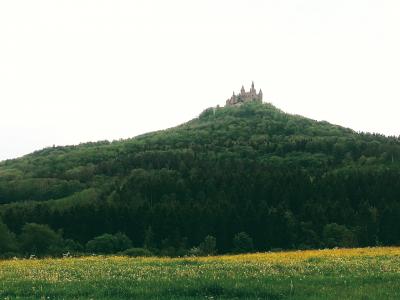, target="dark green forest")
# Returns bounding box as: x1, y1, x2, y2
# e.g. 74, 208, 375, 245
1, 102, 400, 257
